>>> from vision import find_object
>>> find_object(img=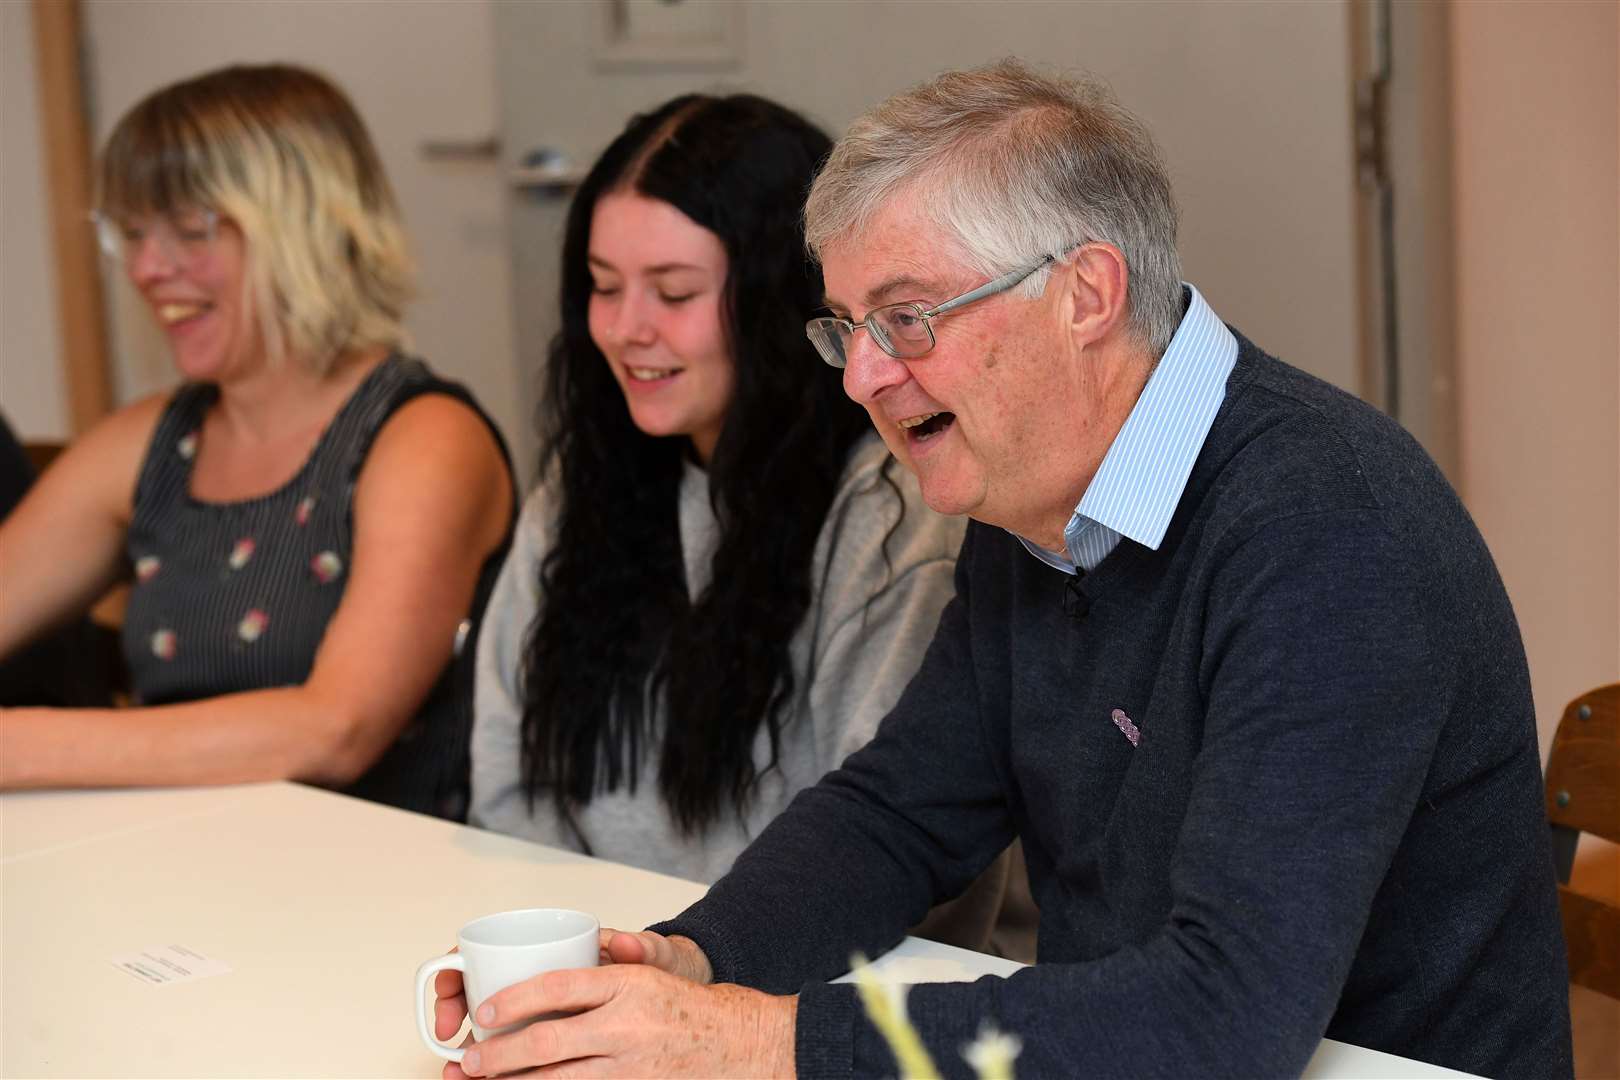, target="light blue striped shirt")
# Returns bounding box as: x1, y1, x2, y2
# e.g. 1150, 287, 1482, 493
1015, 283, 1237, 575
